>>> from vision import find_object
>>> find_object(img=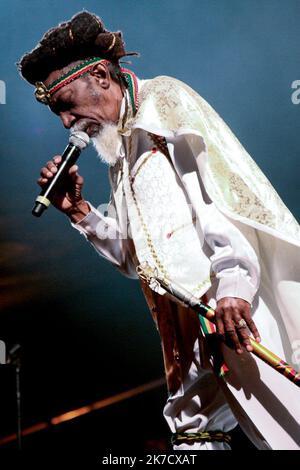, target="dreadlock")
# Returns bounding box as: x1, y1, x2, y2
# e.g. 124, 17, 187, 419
18, 11, 138, 87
